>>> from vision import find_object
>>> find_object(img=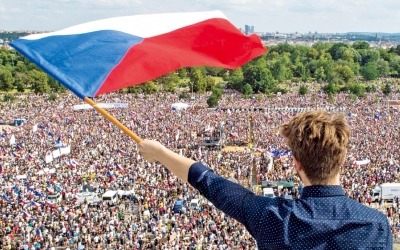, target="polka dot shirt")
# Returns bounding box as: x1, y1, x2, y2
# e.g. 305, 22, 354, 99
188, 162, 392, 250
